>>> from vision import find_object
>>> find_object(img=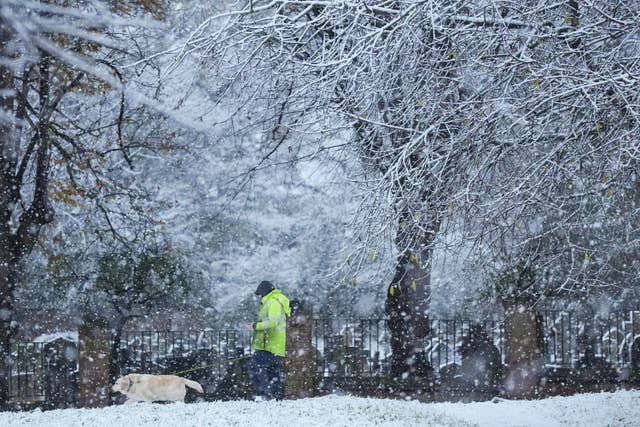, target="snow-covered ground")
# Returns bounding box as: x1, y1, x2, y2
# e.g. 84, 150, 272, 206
2, 390, 638, 427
